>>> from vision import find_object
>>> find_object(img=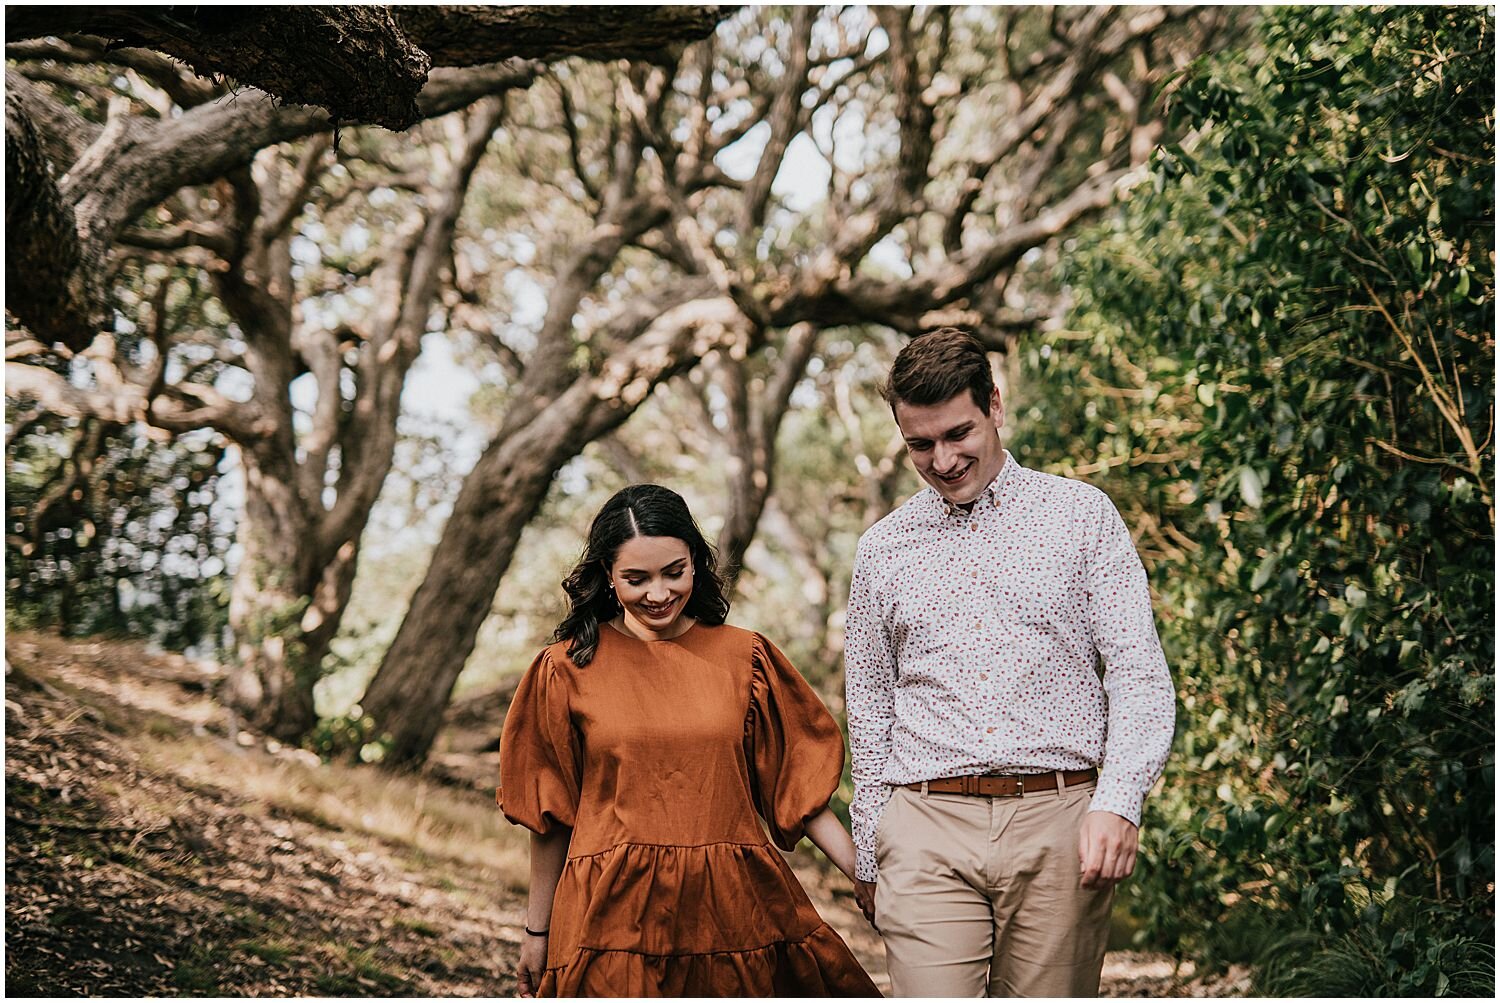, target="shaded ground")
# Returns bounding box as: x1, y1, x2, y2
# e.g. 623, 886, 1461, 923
4, 632, 1248, 996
